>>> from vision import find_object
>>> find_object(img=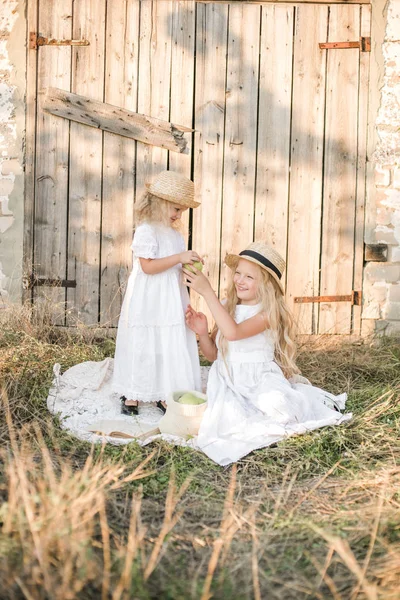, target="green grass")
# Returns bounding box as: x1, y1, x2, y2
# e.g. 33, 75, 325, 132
0, 304, 400, 599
